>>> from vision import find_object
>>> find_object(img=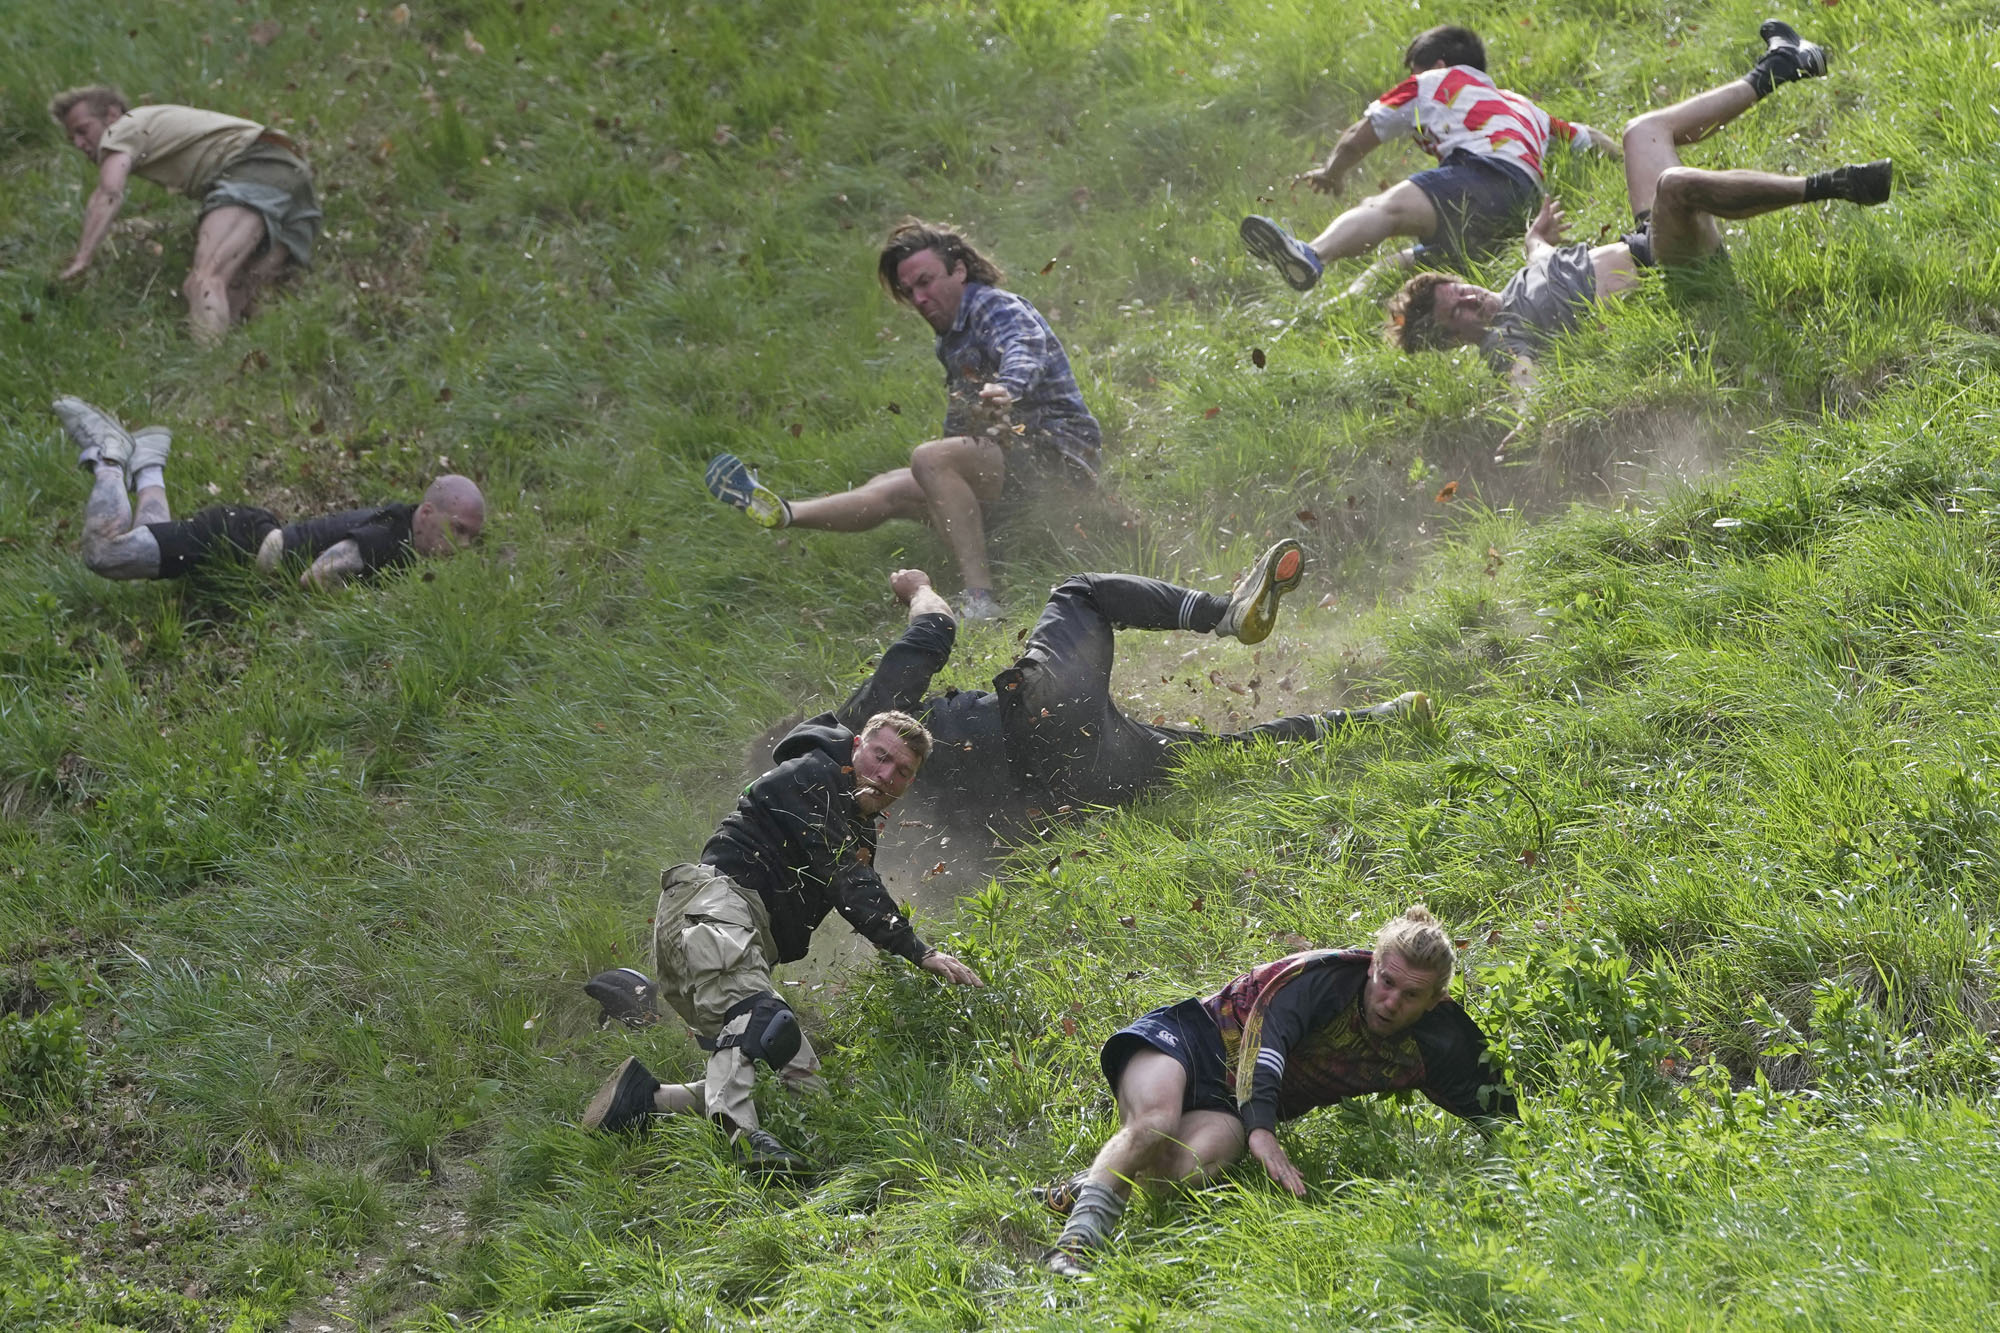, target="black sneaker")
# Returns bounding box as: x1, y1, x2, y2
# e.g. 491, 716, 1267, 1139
582, 1055, 661, 1133
732, 1126, 814, 1176
1831, 159, 1893, 206
584, 967, 661, 1028
1757, 19, 1829, 80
